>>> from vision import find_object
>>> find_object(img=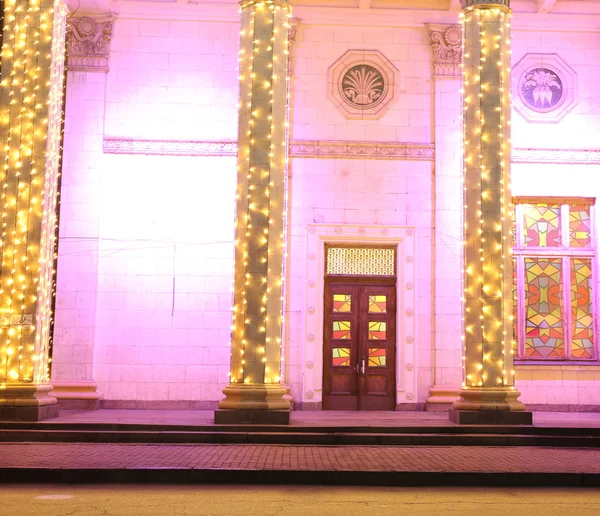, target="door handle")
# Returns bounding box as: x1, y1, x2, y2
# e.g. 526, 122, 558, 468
361, 359, 365, 375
